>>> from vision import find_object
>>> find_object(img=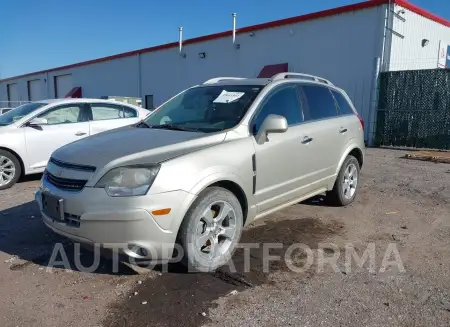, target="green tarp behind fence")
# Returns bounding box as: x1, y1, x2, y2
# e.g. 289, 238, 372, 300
375, 69, 450, 150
